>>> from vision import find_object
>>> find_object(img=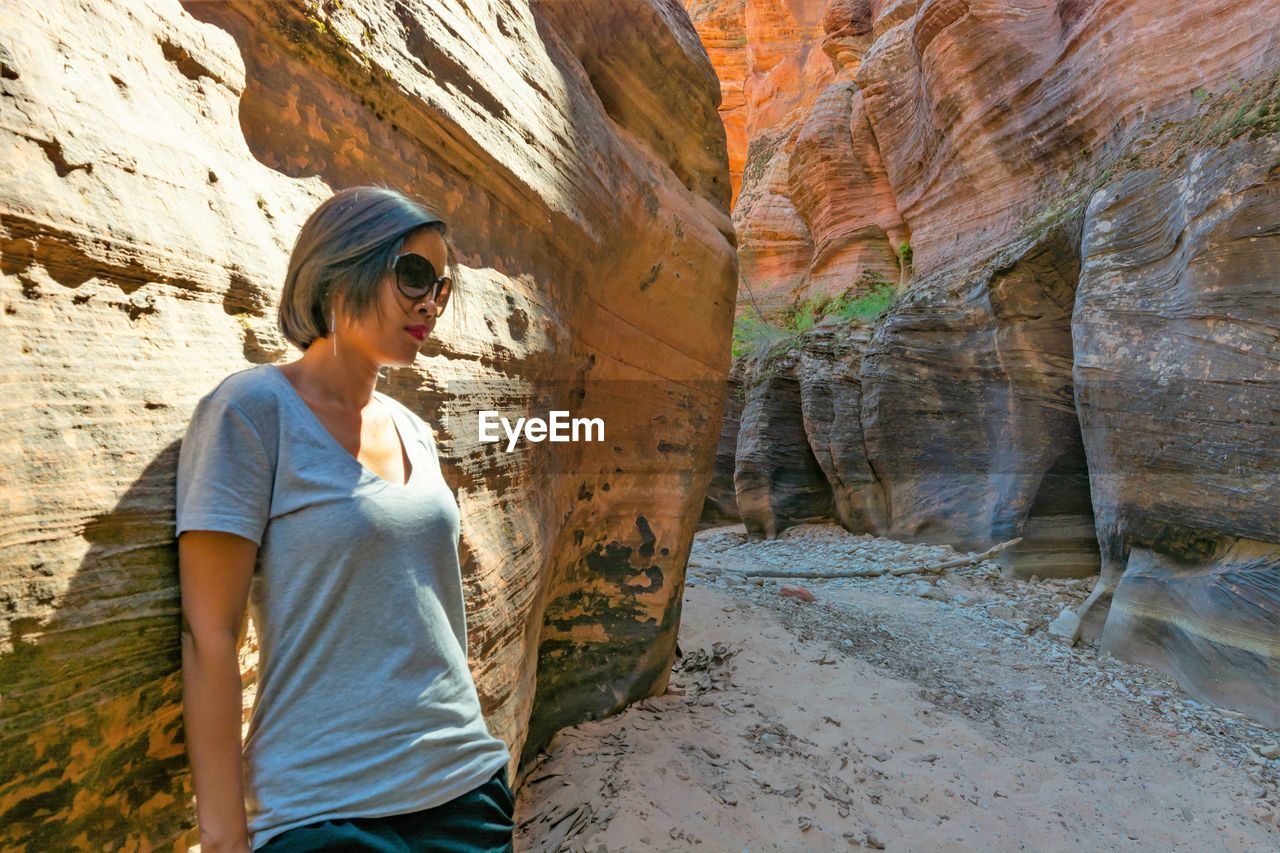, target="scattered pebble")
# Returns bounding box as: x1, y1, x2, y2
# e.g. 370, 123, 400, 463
779, 584, 816, 603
